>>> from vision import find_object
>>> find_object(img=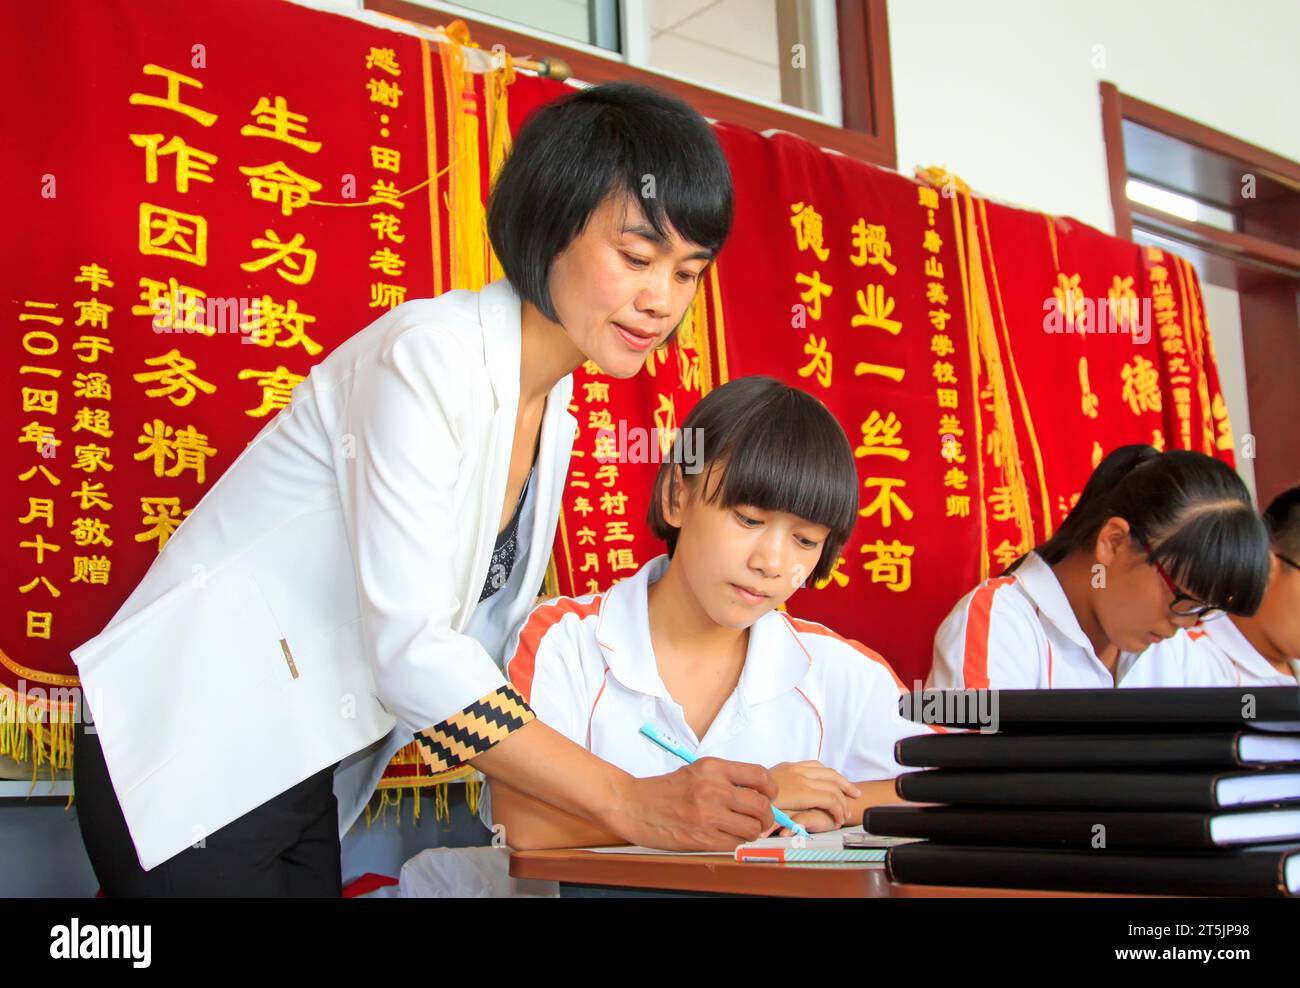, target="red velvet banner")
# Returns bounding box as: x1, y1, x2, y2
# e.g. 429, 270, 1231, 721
0, 0, 487, 779
505, 74, 1238, 686
2, 0, 1237, 778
